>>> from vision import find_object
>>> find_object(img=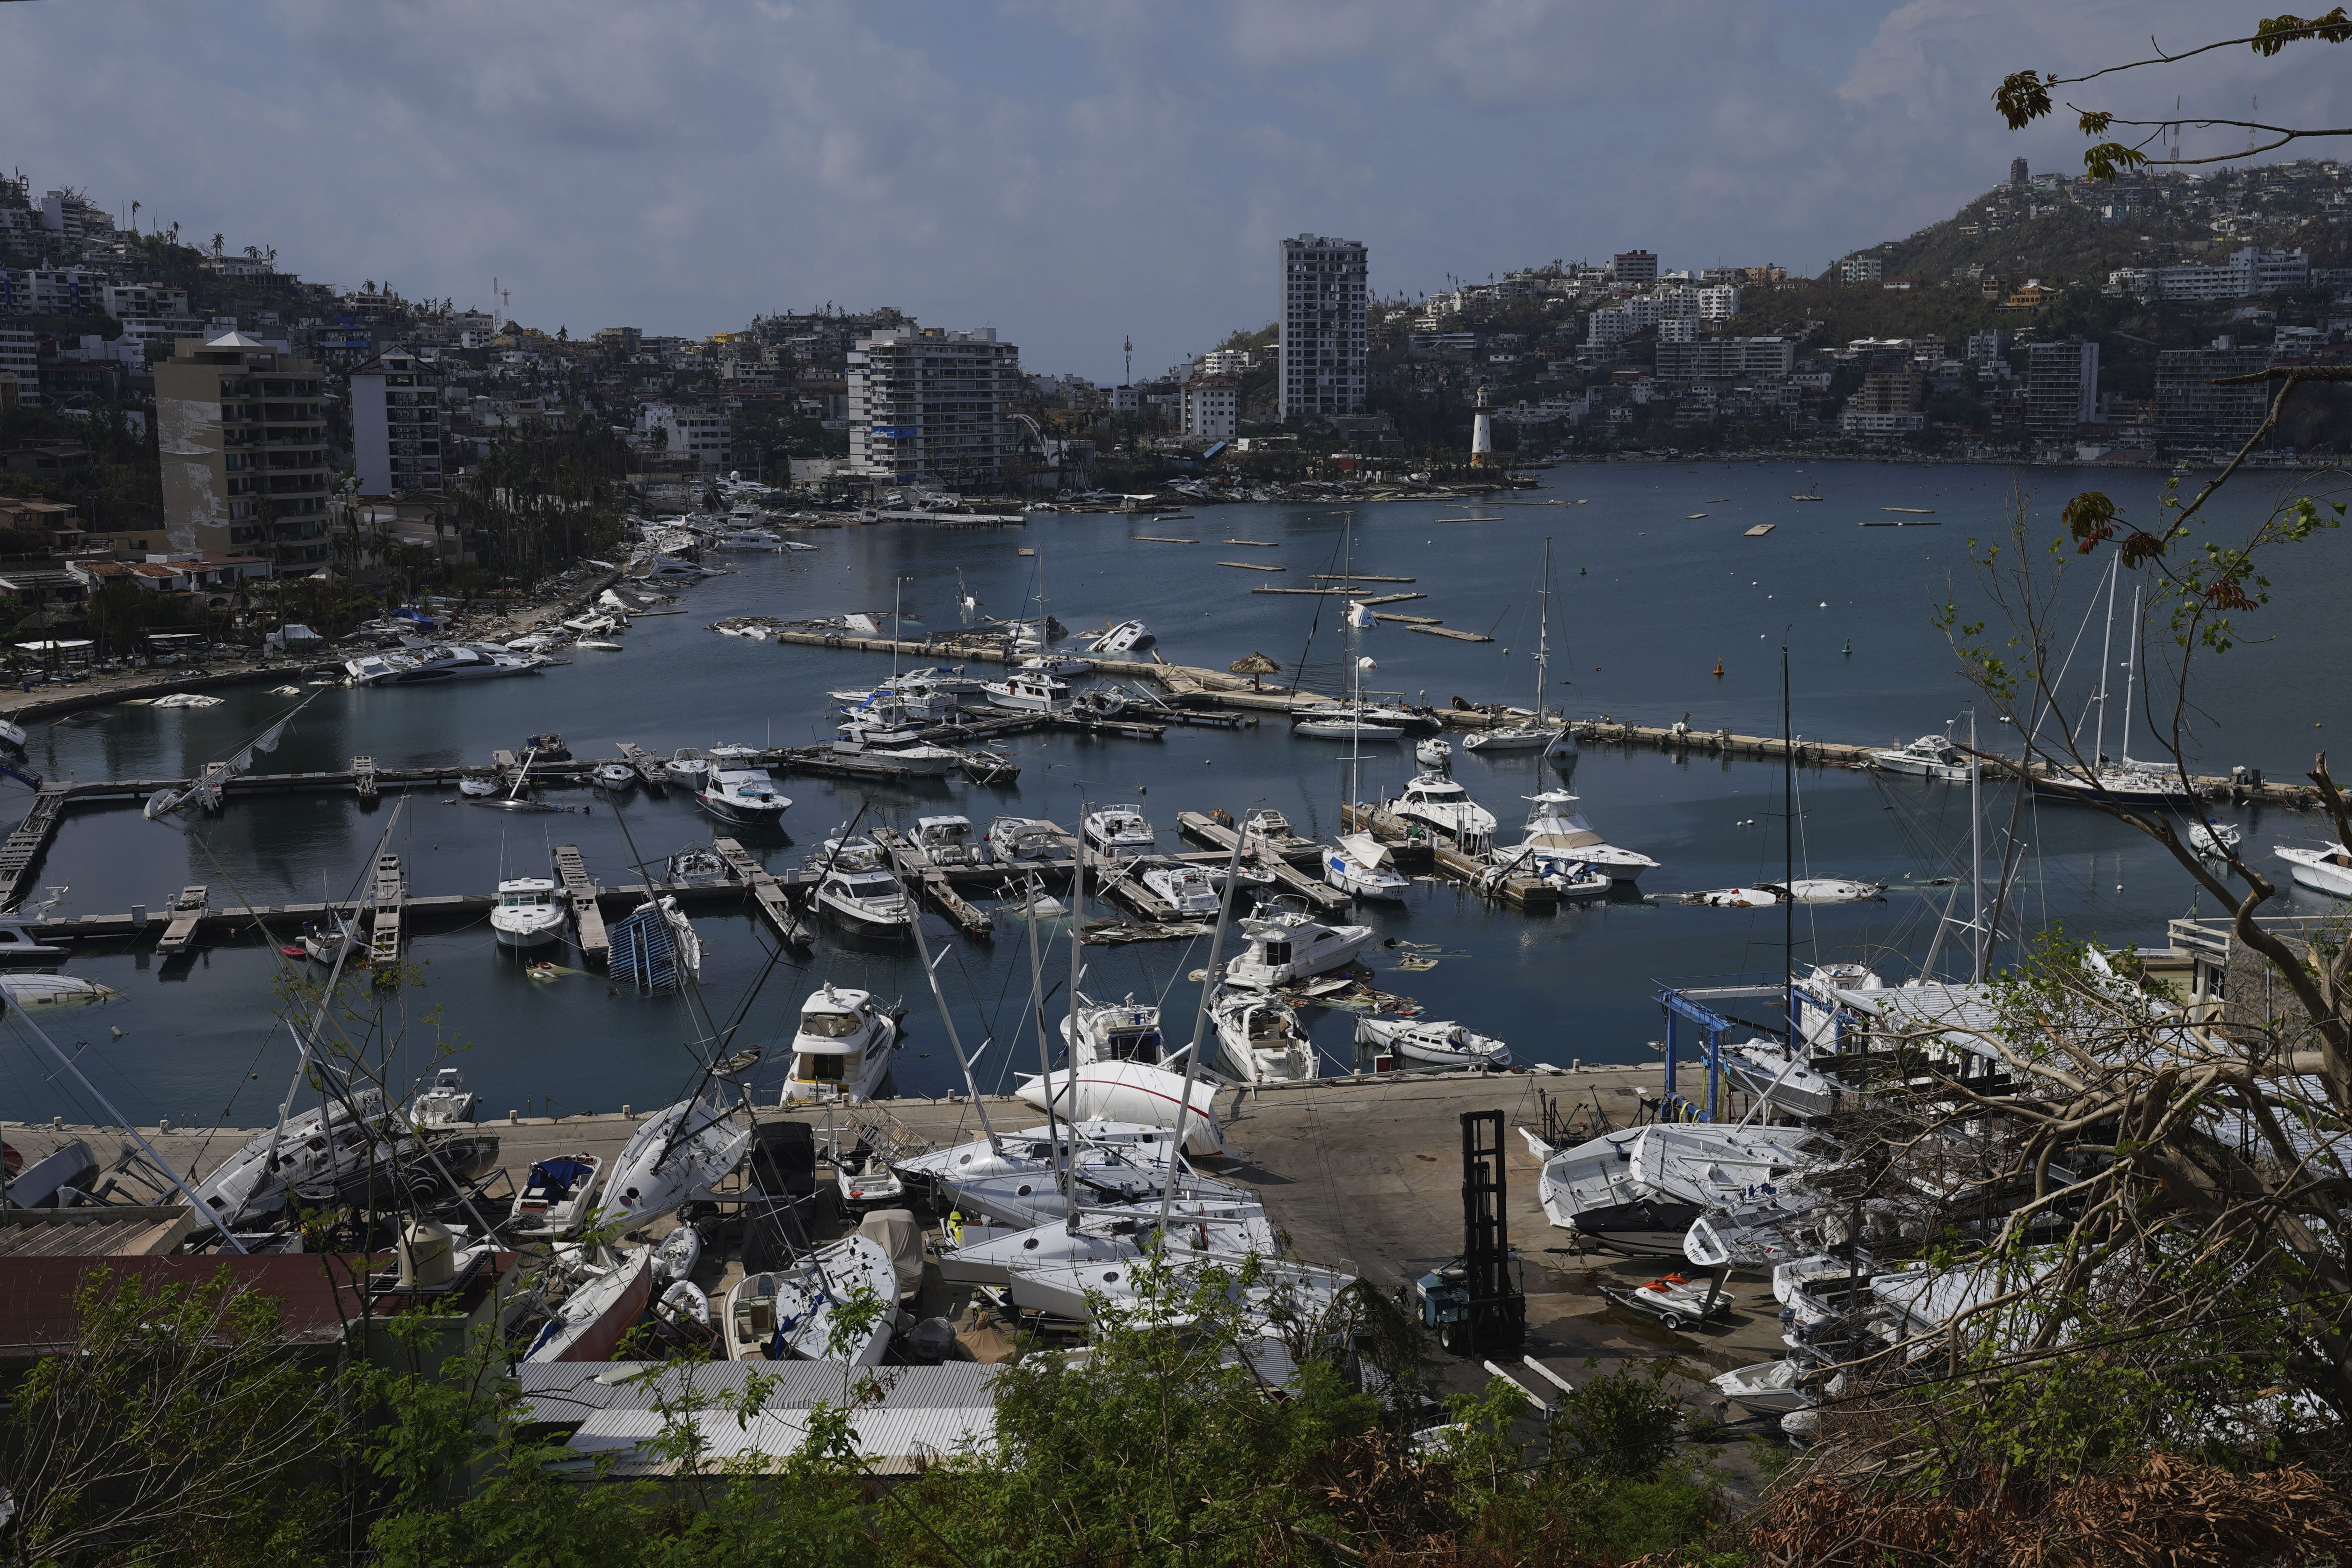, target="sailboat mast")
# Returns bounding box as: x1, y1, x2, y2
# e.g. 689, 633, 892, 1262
2119, 583, 2141, 767
908, 891, 999, 1153
1535, 537, 1551, 714
2091, 557, 2117, 766
1783, 642, 1796, 1063
1969, 709, 1984, 982
1157, 823, 1250, 1232
1024, 891, 1061, 1199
